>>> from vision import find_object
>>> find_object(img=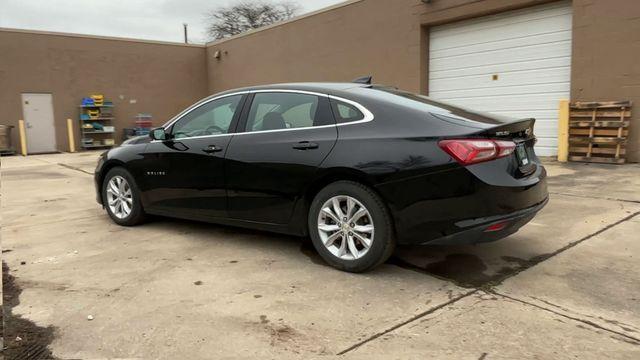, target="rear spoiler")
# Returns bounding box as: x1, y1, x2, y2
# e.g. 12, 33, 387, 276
480, 118, 536, 139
